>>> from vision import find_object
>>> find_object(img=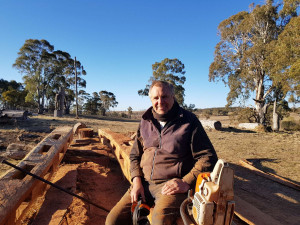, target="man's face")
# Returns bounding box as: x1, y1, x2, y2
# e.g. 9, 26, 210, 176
150, 85, 174, 114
